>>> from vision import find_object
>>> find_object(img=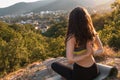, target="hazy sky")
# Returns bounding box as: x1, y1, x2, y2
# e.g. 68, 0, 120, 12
0, 0, 43, 8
